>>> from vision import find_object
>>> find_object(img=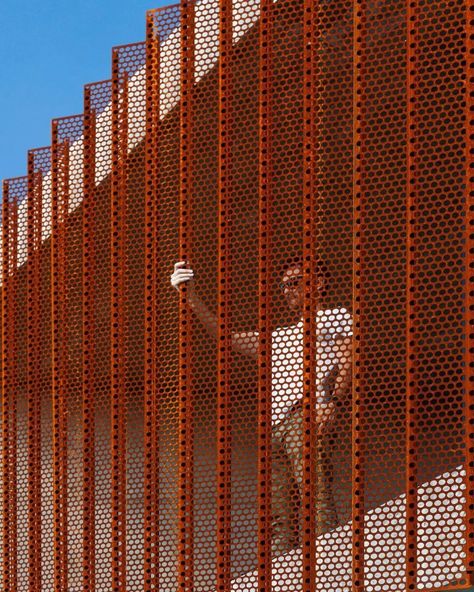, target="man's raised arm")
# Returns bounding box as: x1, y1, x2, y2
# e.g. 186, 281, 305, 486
170, 261, 258, 359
